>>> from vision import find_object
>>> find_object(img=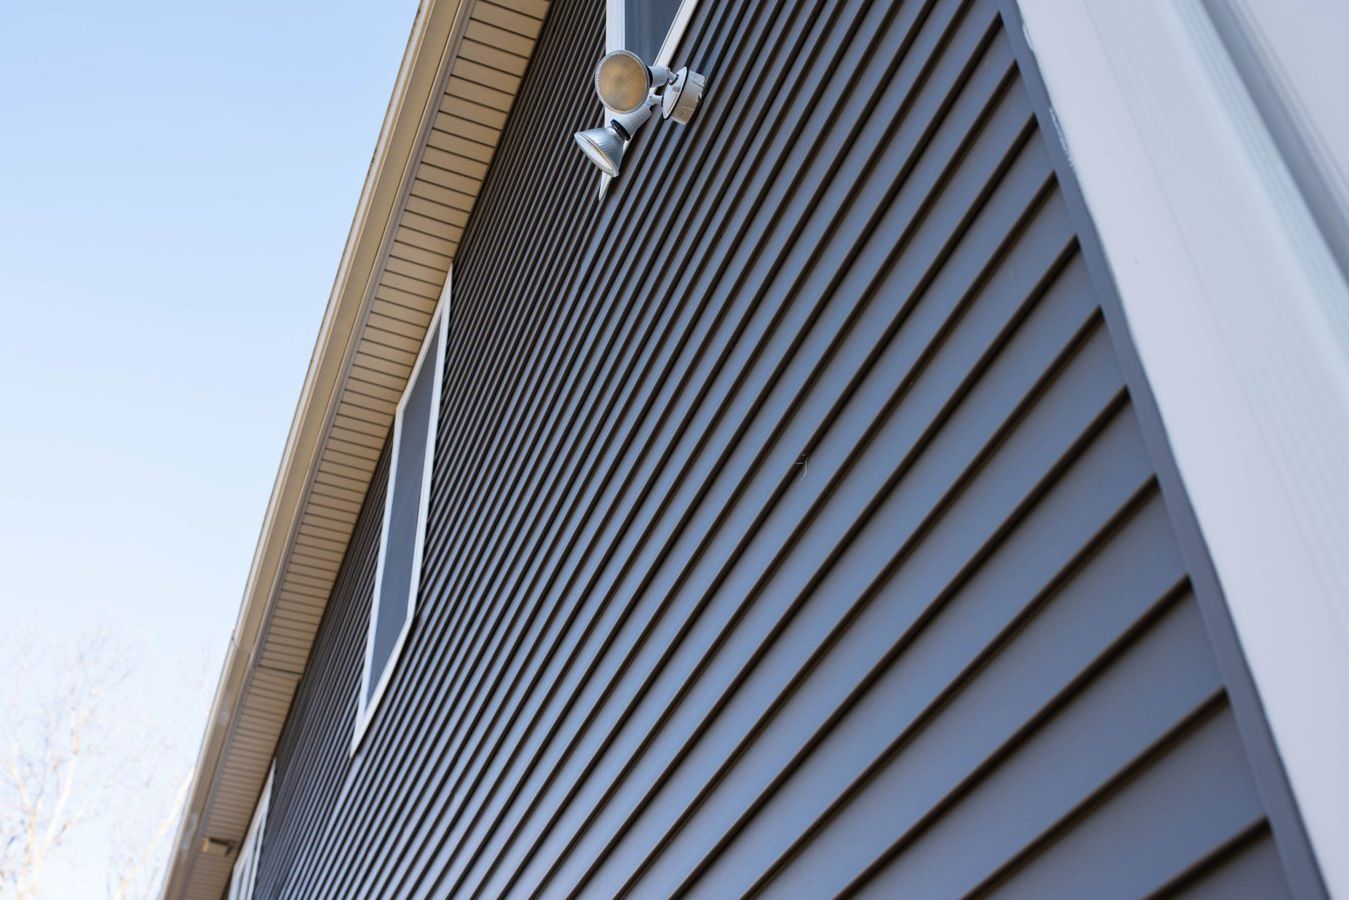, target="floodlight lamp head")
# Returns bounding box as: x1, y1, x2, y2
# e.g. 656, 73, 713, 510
572, 103, 654, 177
593, 49, 677, 114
